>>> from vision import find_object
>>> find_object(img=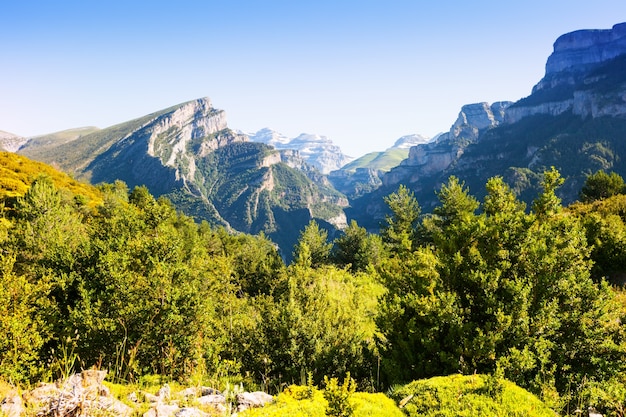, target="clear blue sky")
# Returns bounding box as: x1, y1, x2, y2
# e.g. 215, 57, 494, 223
1, 1, 626, 156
